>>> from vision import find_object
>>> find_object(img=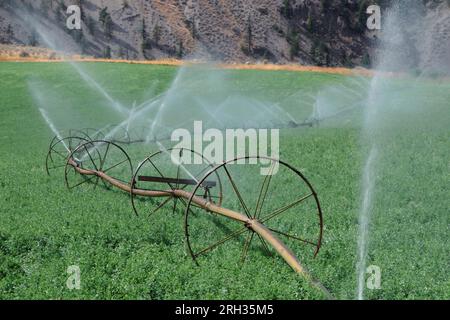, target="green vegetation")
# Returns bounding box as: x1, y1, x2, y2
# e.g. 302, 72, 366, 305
85, 15, 96, 36
245, 16, 253, 56
99, 7, 113, 40
103, 46, 111, 59
311, 40, 330, 66
28, 30, 39, 47
281, 0, 294, 19
0, 62, 448, 299
5, 24, 14, 44
287, 29, 300, 60
153, 25, 161, 45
